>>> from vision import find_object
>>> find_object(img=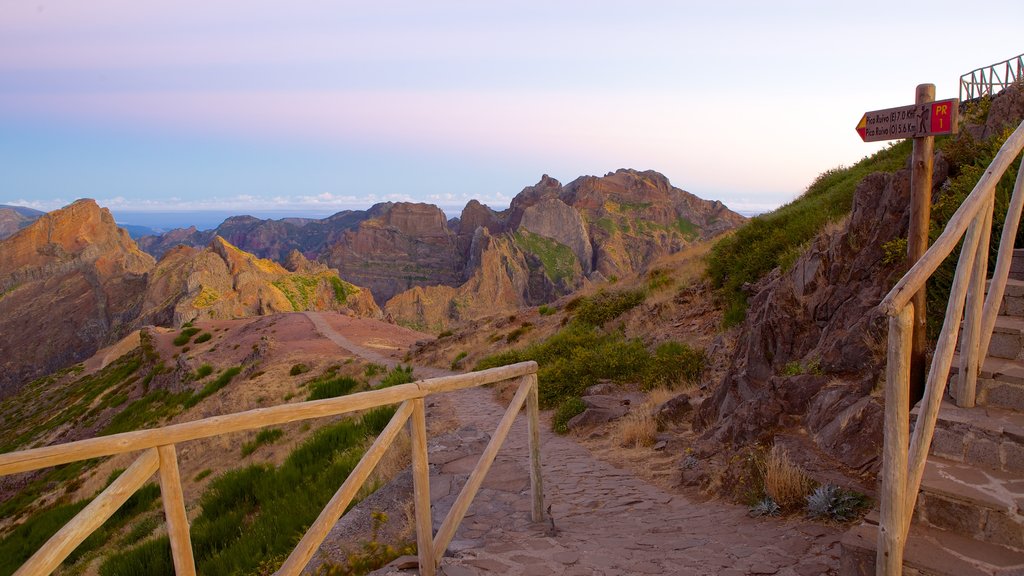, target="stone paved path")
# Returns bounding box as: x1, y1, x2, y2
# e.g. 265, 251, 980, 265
305, 312, 845, 576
